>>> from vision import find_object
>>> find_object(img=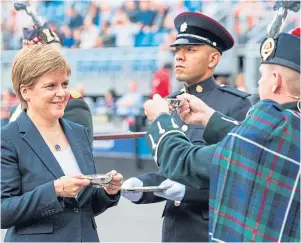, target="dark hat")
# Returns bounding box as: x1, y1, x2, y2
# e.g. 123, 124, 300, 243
23, 25, 60, 45
170, 12, 234, 53
260, 27, 300, 73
